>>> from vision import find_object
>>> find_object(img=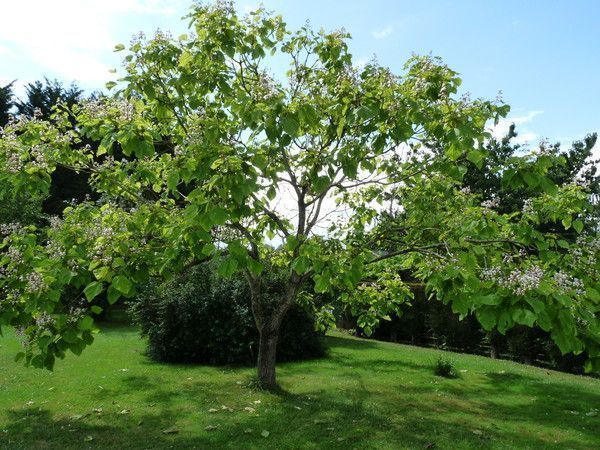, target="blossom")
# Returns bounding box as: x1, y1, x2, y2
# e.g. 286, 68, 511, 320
25, 271, 48, 293
553, 271, 585, 296
481, 198, 500, 210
